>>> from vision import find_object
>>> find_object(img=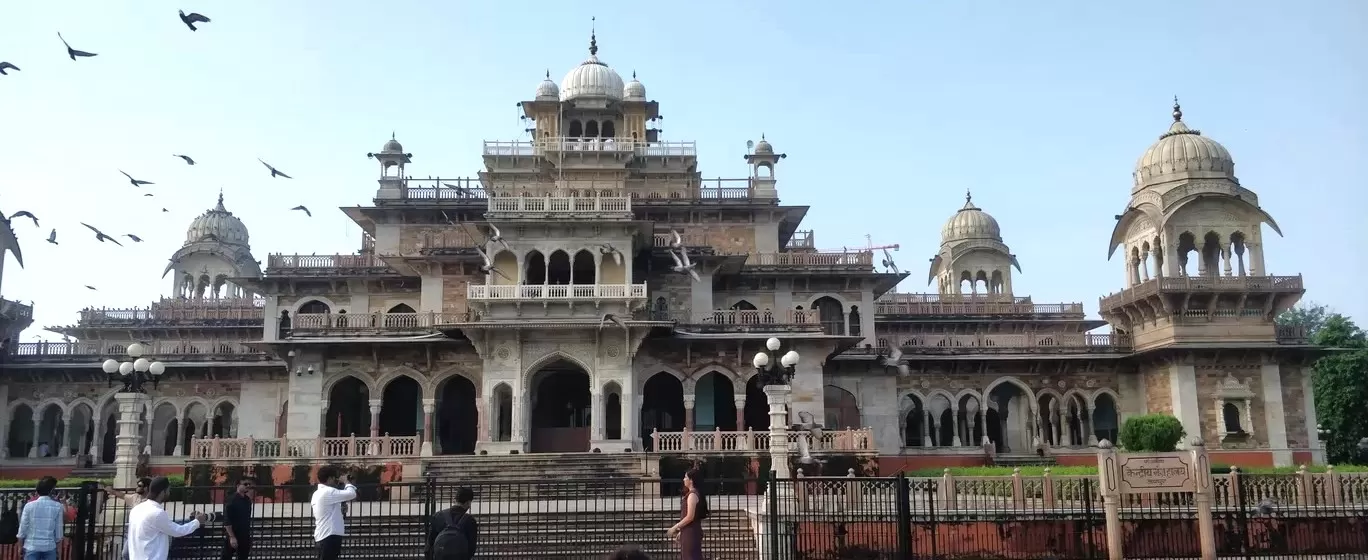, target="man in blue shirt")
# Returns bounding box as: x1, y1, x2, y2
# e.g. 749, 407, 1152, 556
17, 476, 64, 560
